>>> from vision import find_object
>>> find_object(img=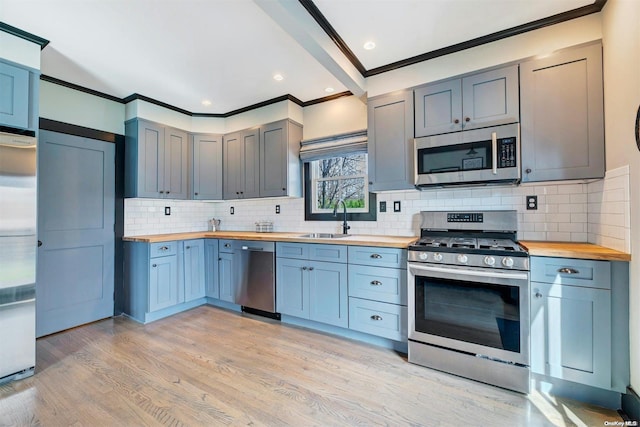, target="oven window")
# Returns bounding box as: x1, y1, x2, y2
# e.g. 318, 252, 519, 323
415, 276, 520, 353
417, 140, 492, 174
